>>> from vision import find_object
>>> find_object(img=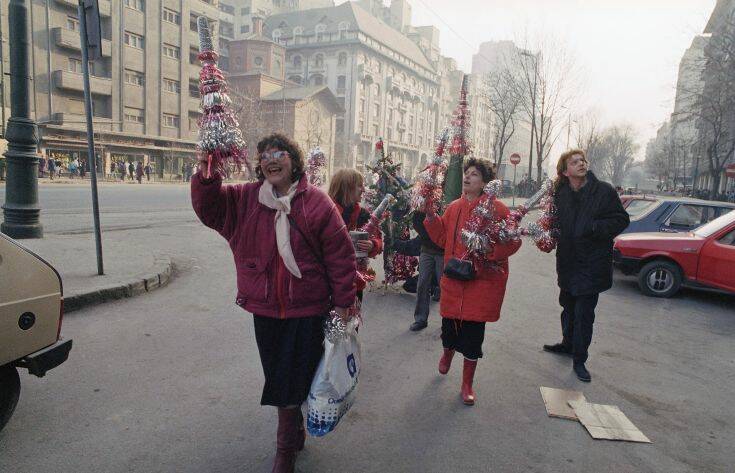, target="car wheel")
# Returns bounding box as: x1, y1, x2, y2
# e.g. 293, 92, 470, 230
638, 260, 682, 298
0, 365, 20, 433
